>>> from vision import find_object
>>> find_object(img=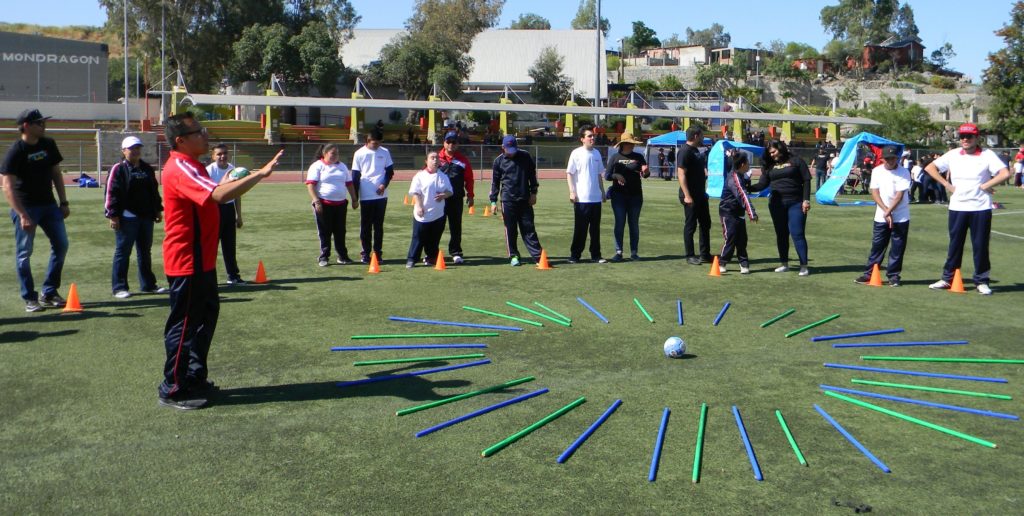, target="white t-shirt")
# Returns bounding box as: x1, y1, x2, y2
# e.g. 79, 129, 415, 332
408, 169, 452, 223
932, 148, 1007, 212
305, 159, 351, 202
869, 164, 911, 223
566, 146, 605, 203
910, 165, 923, 183
1014, 161, 1023, 175
351, 145, 394, 201
206, 162, 235, 205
